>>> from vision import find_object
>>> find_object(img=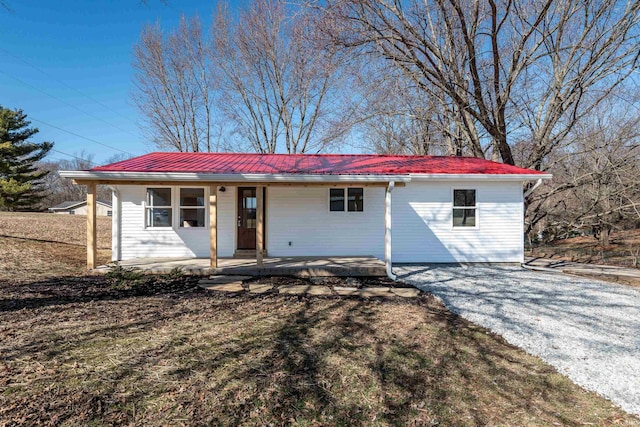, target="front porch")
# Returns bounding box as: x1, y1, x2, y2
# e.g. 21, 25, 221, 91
80, 180, 399, 278
95, 256, 387, 277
